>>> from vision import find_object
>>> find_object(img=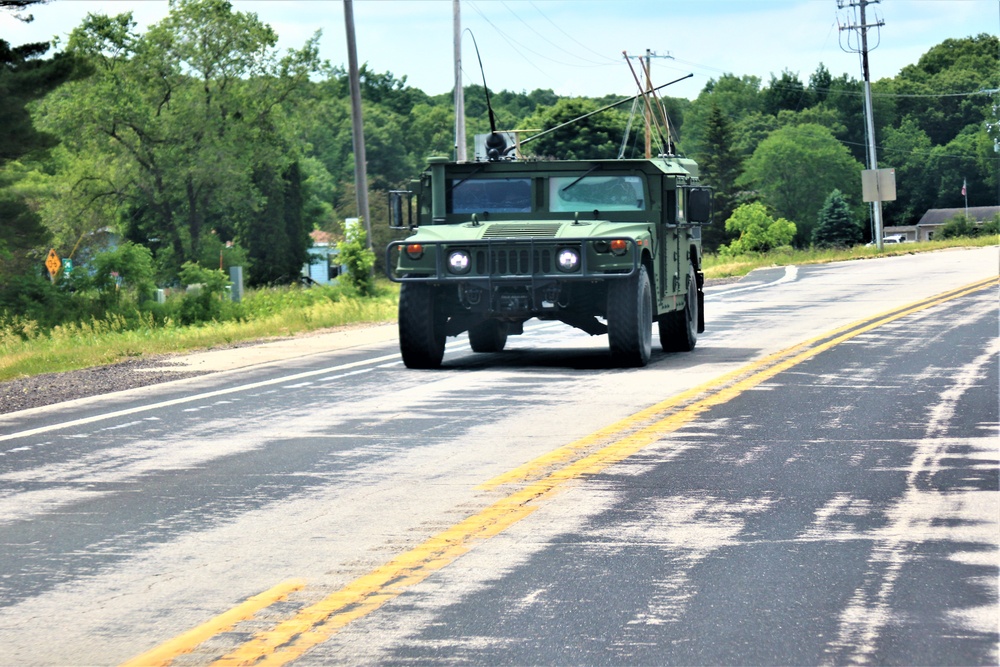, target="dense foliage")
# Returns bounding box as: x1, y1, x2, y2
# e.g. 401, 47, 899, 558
0, 0, 996, 331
